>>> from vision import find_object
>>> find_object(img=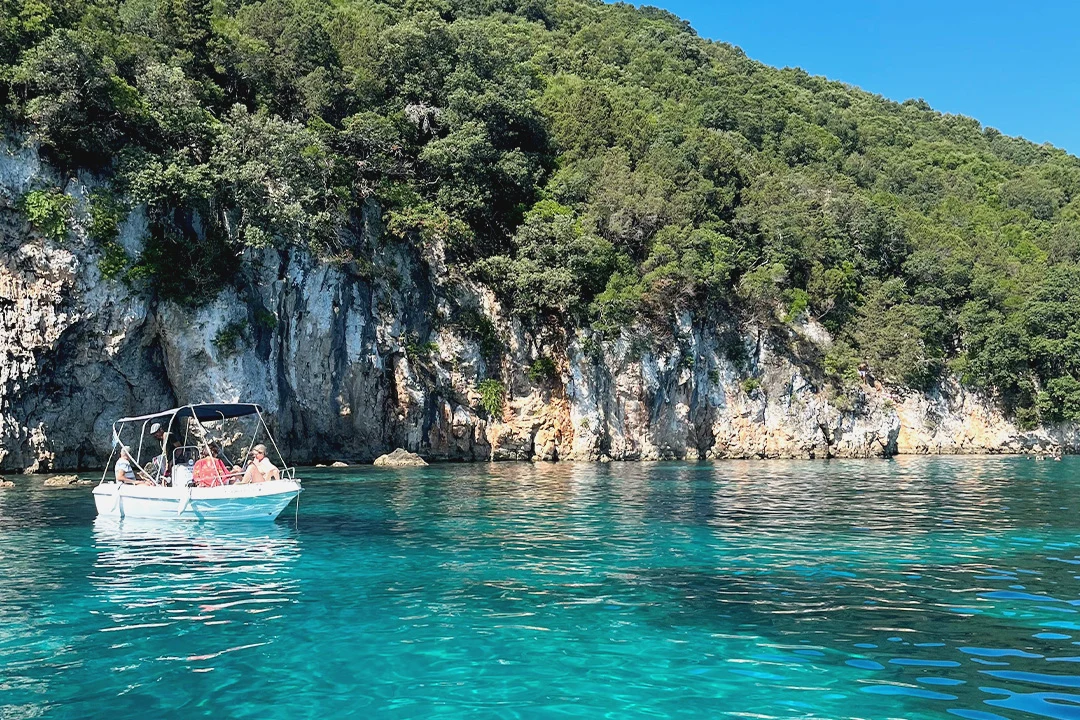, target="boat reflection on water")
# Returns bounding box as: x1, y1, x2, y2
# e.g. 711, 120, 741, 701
90, 517, 301, 632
